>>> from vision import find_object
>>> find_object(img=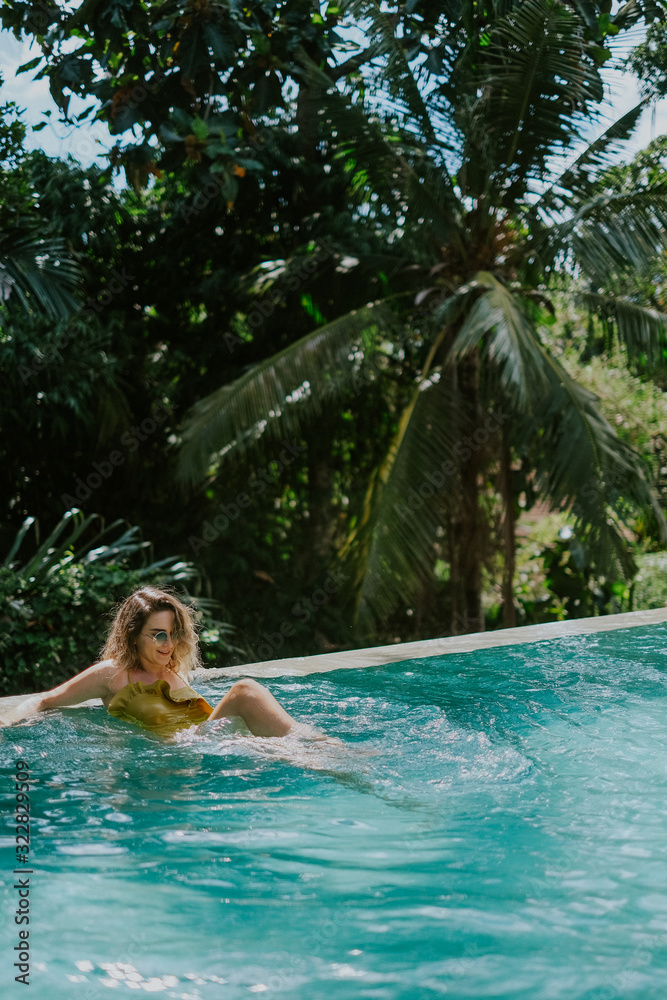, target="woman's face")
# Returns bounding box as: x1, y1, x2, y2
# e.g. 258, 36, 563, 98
135, 609, 176, 674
